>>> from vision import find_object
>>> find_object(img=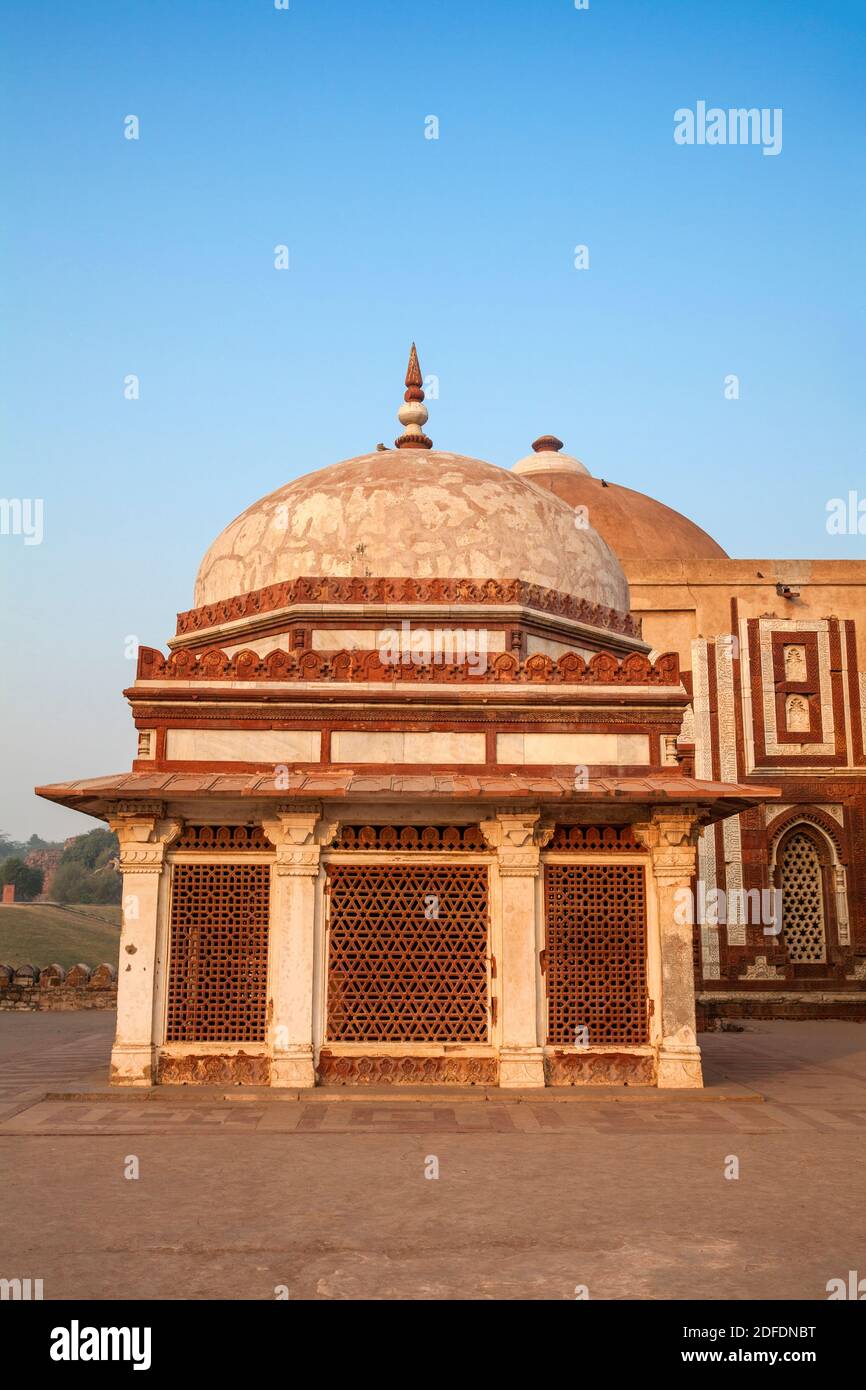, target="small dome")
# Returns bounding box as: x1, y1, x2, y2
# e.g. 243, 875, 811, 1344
194, 450, 631, 614
512, 442, 727, 563
513, 435, 590, 478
